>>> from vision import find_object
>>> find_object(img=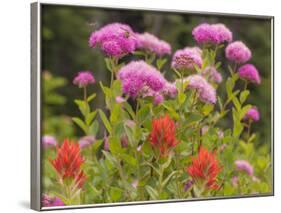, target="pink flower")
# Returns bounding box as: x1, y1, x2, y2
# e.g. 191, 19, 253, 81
183, 74, 217, 104
235, 160, 254, 176
238, 64, 261, 84
103, 135, 110, 151
42, 194, 65, 207
172, 47, 203, 70
202, 66, 223, 83
244, 106, 260, 122
231, 176, 239, 187
73, 71, 95, 87
192, 23, 232, 45
89, 23, 137, 57
153, 93, 164, 105
136, 32, 171, 56
225, 41, 252, 64
42, 135, 57, 148
79, 136, 96, 148
115, 96, 126, 103
163, 82, 178, 98
117, 60, 167, 98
